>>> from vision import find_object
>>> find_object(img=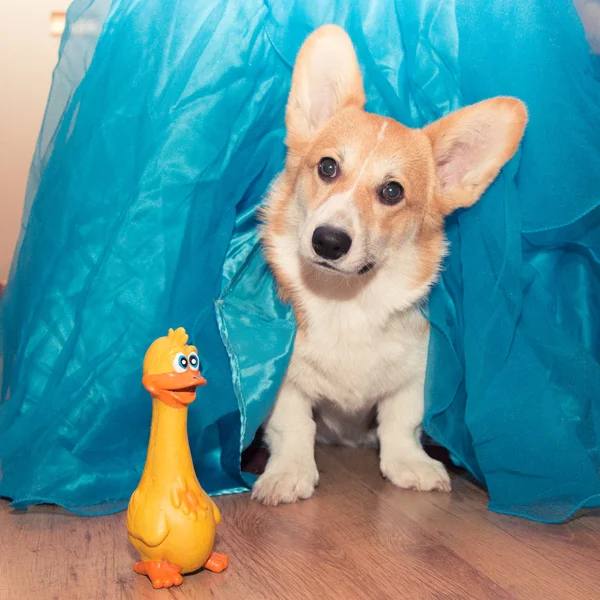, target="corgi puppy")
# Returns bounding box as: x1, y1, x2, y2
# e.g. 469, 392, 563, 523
254, 25, 527, 505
